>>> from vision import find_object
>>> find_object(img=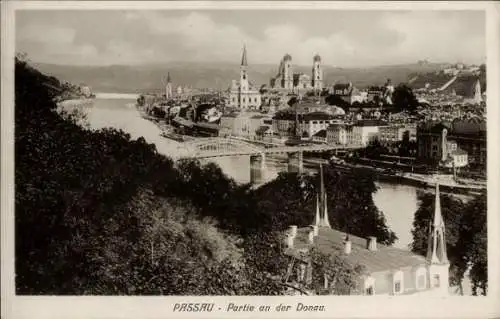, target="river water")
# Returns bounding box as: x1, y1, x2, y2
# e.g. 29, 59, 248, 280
81, 97, 472, 294
84, 97, 420, 249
